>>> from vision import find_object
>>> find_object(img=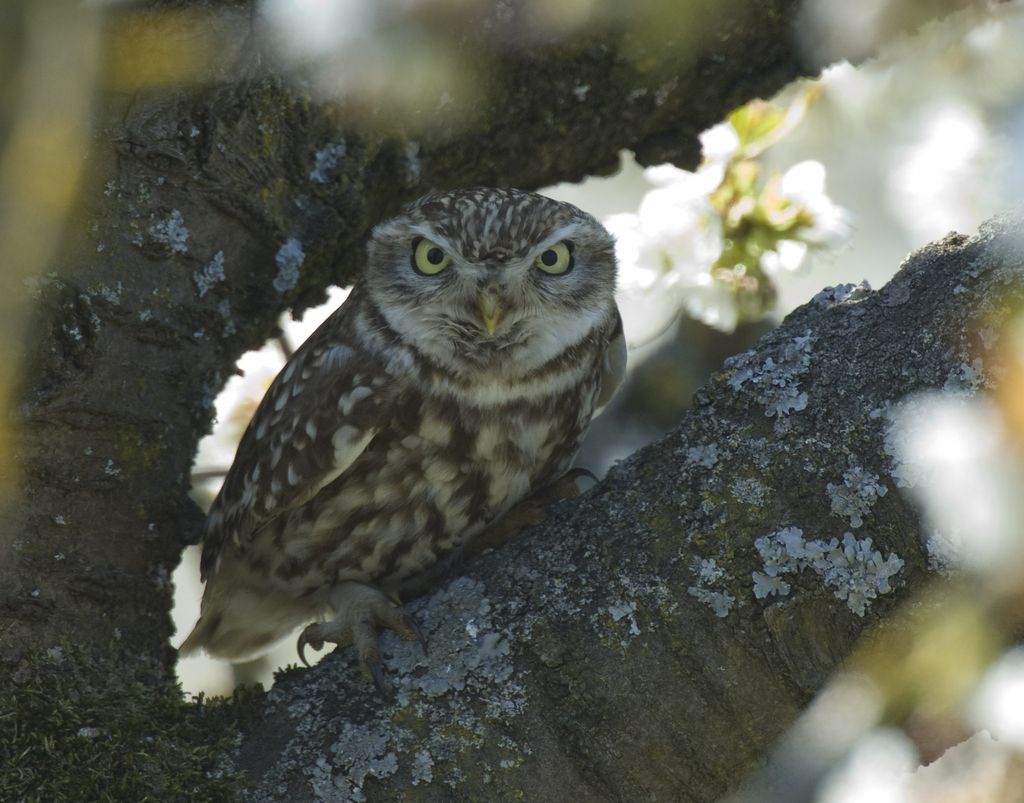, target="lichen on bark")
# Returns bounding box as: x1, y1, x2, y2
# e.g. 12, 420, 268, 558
226, 214, 1024, 801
